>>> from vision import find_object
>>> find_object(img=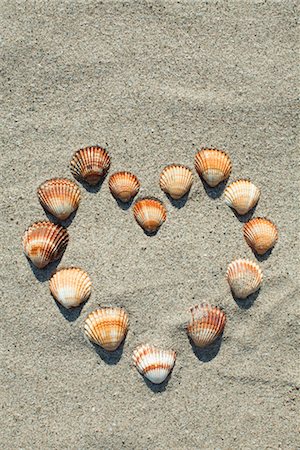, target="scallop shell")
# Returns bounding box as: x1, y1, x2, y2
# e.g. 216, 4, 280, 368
159, 164, 193, 199
22, 221, 69, 269
109, 171, 140, 202
226, 258, 263, 299
37, 178, 81, 220
84, 307, 129, 351
194, 148, 232, 187
224, 179, 260, 215
133, 198, 167, 233
70, 146, 111, 185
187, 304, 226, 348
243, 217, 278, 255
49, 267, 92, 309
132, 344, 176, 384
